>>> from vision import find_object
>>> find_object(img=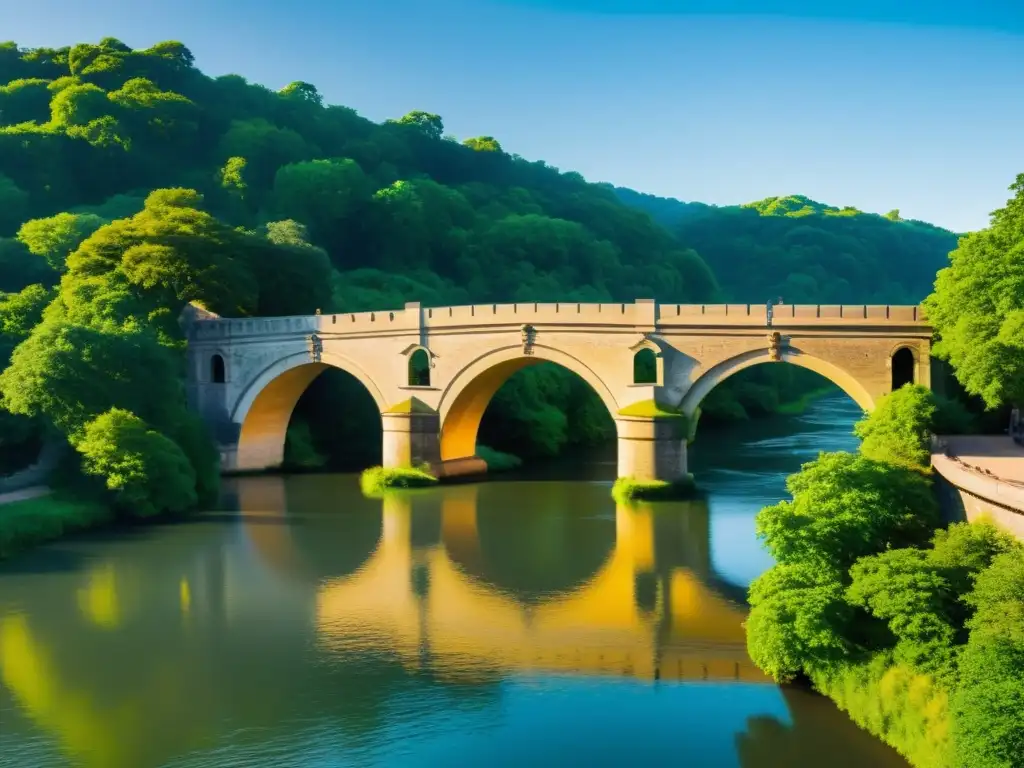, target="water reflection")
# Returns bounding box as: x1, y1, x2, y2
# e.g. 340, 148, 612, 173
0, 397, 905, 767
311, 483, 761, 685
